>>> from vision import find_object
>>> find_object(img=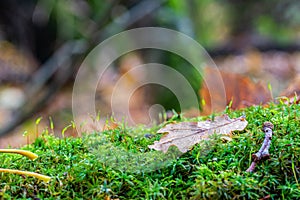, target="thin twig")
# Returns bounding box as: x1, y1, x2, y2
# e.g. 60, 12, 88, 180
246, 122, 274, 173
